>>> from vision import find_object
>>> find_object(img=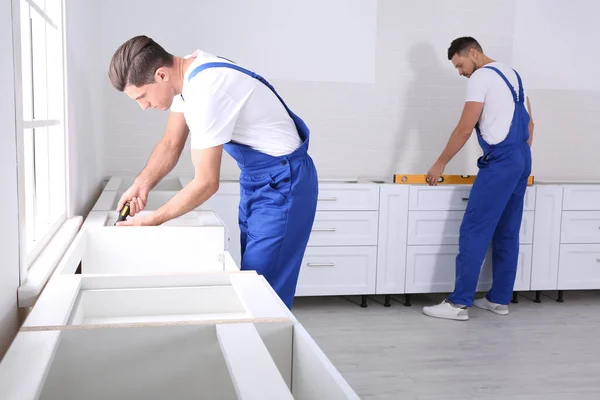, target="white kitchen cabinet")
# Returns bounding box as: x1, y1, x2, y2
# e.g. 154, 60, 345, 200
52, 220, 235, 277
297, 183, 380, 301
377, 183, 534, 298
0, 320, 358, 400
295, 246, 377, 296
531, 185, 563, 291
22, 272, 291, 329
404, 244, 532, 294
